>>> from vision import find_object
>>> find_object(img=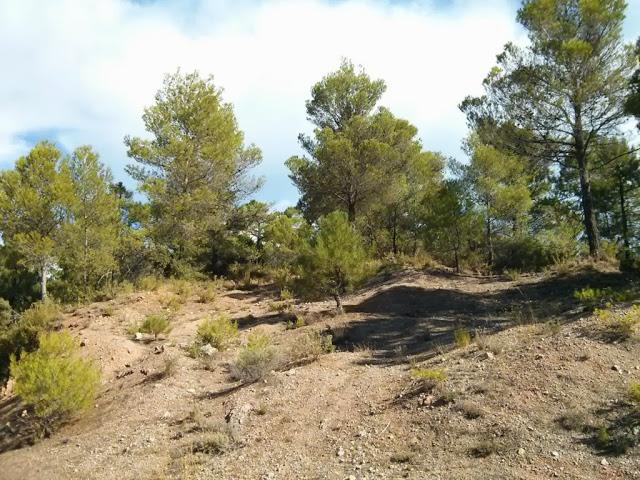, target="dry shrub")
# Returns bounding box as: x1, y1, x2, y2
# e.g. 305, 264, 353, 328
230, 332, 280, 382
